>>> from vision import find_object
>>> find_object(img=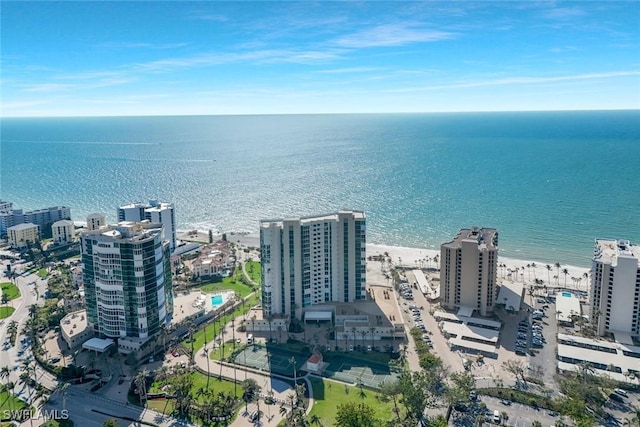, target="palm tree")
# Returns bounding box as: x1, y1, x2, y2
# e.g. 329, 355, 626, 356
562, 268, 569, 287
0, 366, 12, 413
546, 264, 552, 287
288, 356, 298, 386
267, 316, 274, 343
531, 262, 537, 279
309, 413, 323, 426
7, 320, 18, 340
555, 262, 561, 285
277, 325, 284, 343
359, 330, 367, 349
134, 368, 149, 406
369, 327, 376, 349
351, 327, 357, 348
